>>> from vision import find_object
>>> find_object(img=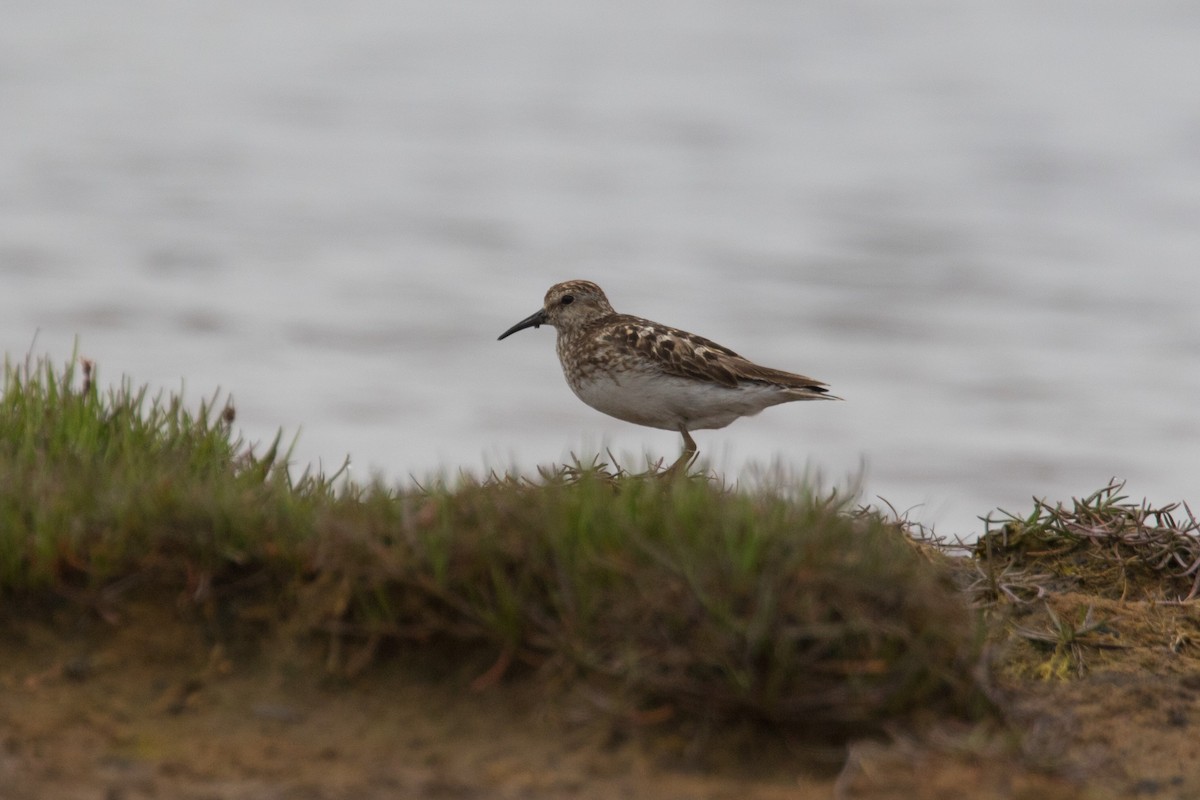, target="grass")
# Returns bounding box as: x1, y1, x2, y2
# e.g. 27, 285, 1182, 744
921, 482, 1200, 683
0, 354, 326, 590
340, 469, 990, 733
0, 354, 992, 739
973, 482, 1200, 601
